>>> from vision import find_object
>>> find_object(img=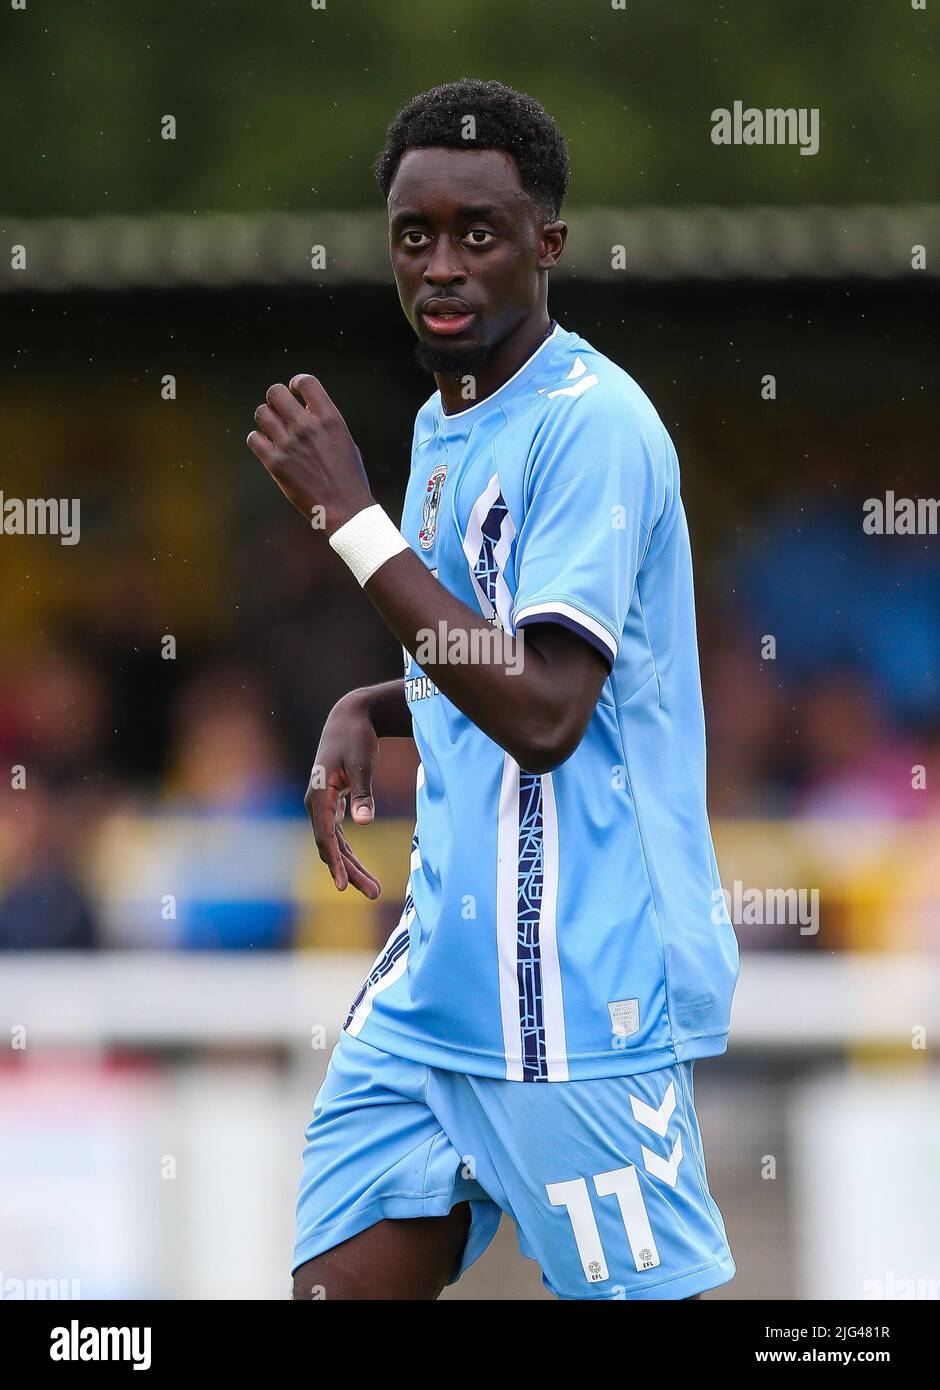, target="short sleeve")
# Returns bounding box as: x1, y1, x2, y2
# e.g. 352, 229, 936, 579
511, 393, 666, 670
